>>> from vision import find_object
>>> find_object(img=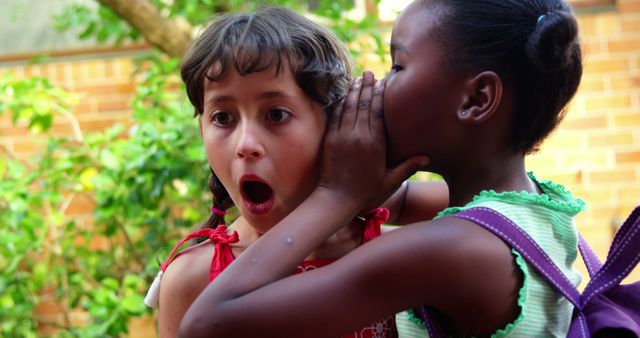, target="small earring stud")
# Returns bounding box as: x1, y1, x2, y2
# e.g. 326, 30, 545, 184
459, 111, 468, 117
